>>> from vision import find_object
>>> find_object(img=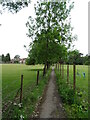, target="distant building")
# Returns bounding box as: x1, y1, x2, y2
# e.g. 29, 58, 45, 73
10, 58, 26, 64
19, 58, 26, 64
10, 59, 14, 64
